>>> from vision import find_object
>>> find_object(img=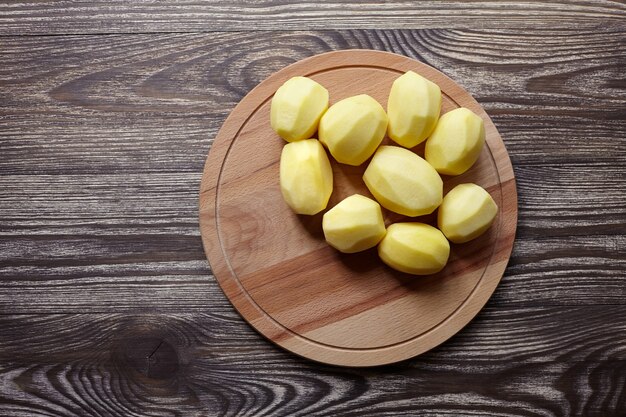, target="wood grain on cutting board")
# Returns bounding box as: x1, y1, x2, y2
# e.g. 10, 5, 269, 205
199, 50, 517, 366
